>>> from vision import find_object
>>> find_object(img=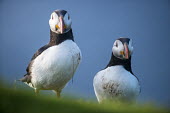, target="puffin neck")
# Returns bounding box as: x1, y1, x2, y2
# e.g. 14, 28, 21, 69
106, 53, 133, 74
49, 29, 74, 46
